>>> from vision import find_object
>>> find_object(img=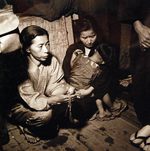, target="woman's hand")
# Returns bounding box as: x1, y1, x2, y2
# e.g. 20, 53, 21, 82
67, 85, 75, 95
47, 94, 76, 105
134, 20, 150, 50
